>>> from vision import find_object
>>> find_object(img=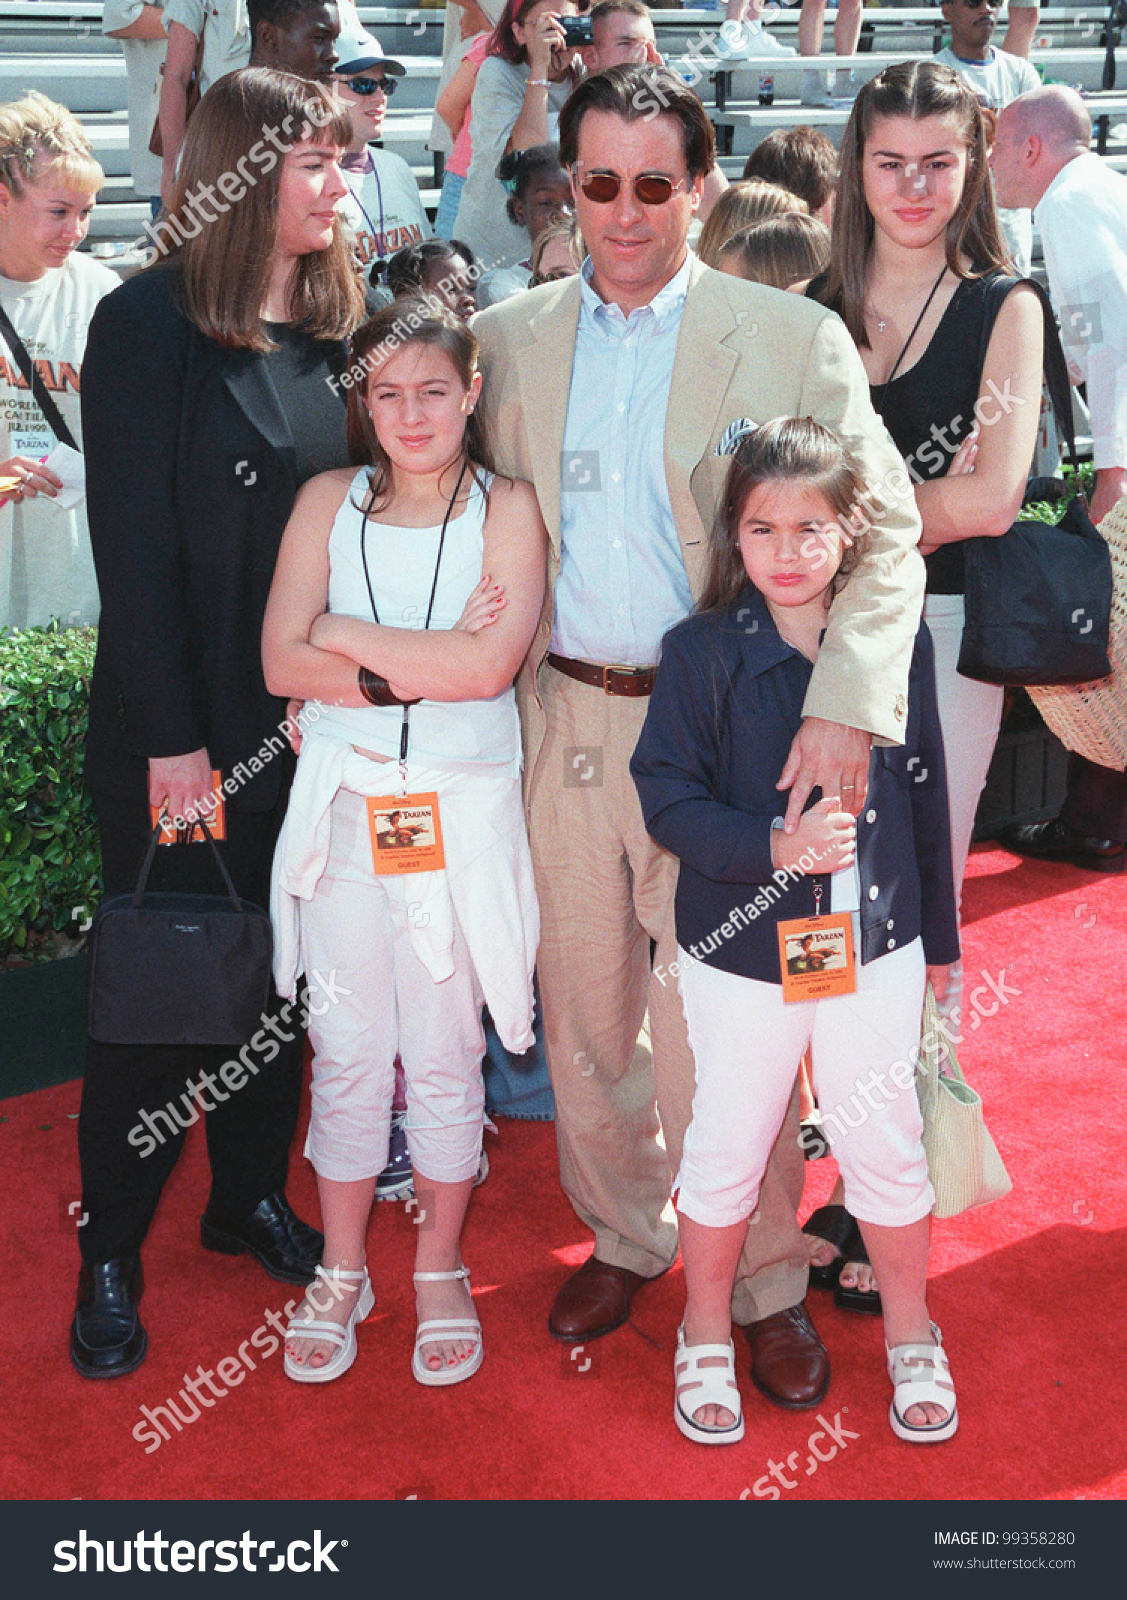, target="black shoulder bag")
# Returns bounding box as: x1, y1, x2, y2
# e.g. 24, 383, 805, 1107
87, 819, 273, 1046
957, 278, 1113, 687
